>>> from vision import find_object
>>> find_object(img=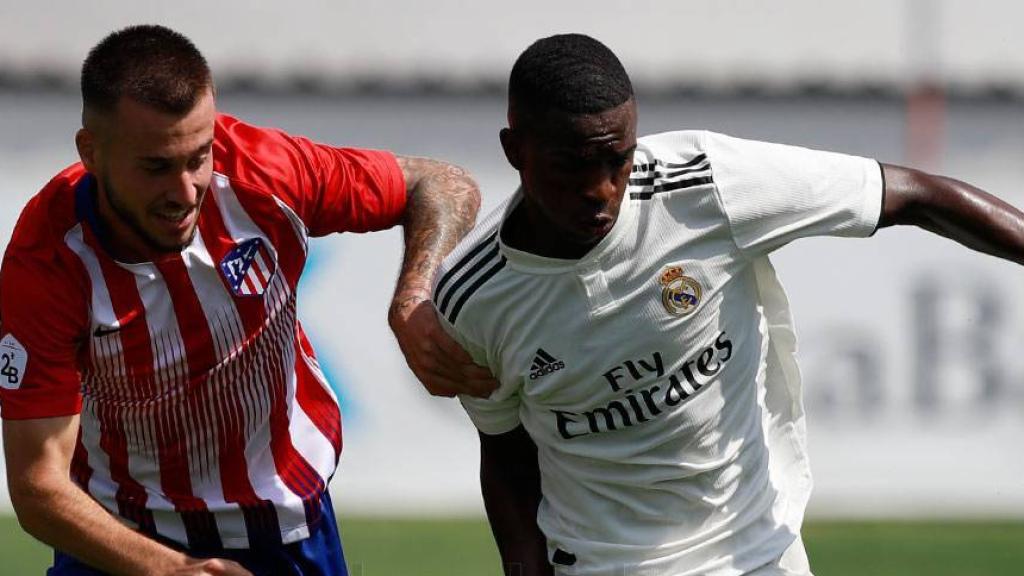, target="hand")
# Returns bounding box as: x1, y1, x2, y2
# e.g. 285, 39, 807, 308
165, 557, 253, 576
389, 291, 498, 398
